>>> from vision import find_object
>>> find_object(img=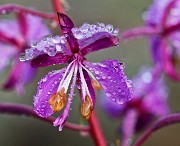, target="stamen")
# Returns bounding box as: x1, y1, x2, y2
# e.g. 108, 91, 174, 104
79, 65, 91, 102
80, 95, 93, 120
58, 60, 76, 92
80, 63, 101, 90
91, 79, 101, 90
48, 87, 66, 112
